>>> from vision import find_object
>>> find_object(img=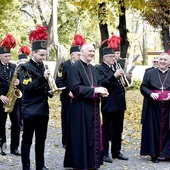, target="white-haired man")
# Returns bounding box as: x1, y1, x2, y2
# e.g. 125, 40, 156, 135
64, 43, 109, 170
140, 52, 170, 163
